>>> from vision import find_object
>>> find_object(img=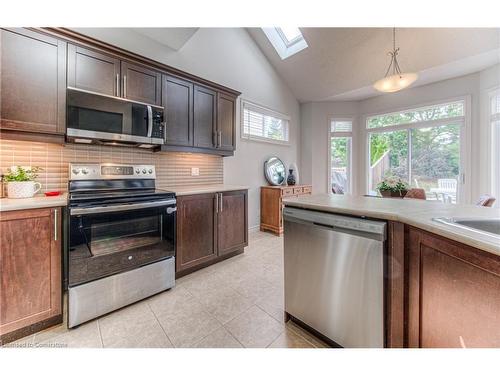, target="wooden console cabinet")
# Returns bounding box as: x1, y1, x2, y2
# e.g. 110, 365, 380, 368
260, 185, 312, 235
176, 190, 248, 277
0, 207, 63, 345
